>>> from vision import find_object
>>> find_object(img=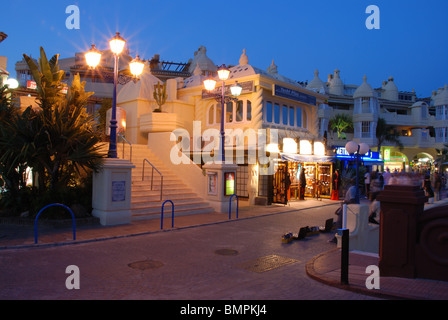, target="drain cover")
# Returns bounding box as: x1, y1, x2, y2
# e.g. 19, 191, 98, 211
238, 255, 299, 273
215, 249, 239, 256
128, 260, 164, 271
